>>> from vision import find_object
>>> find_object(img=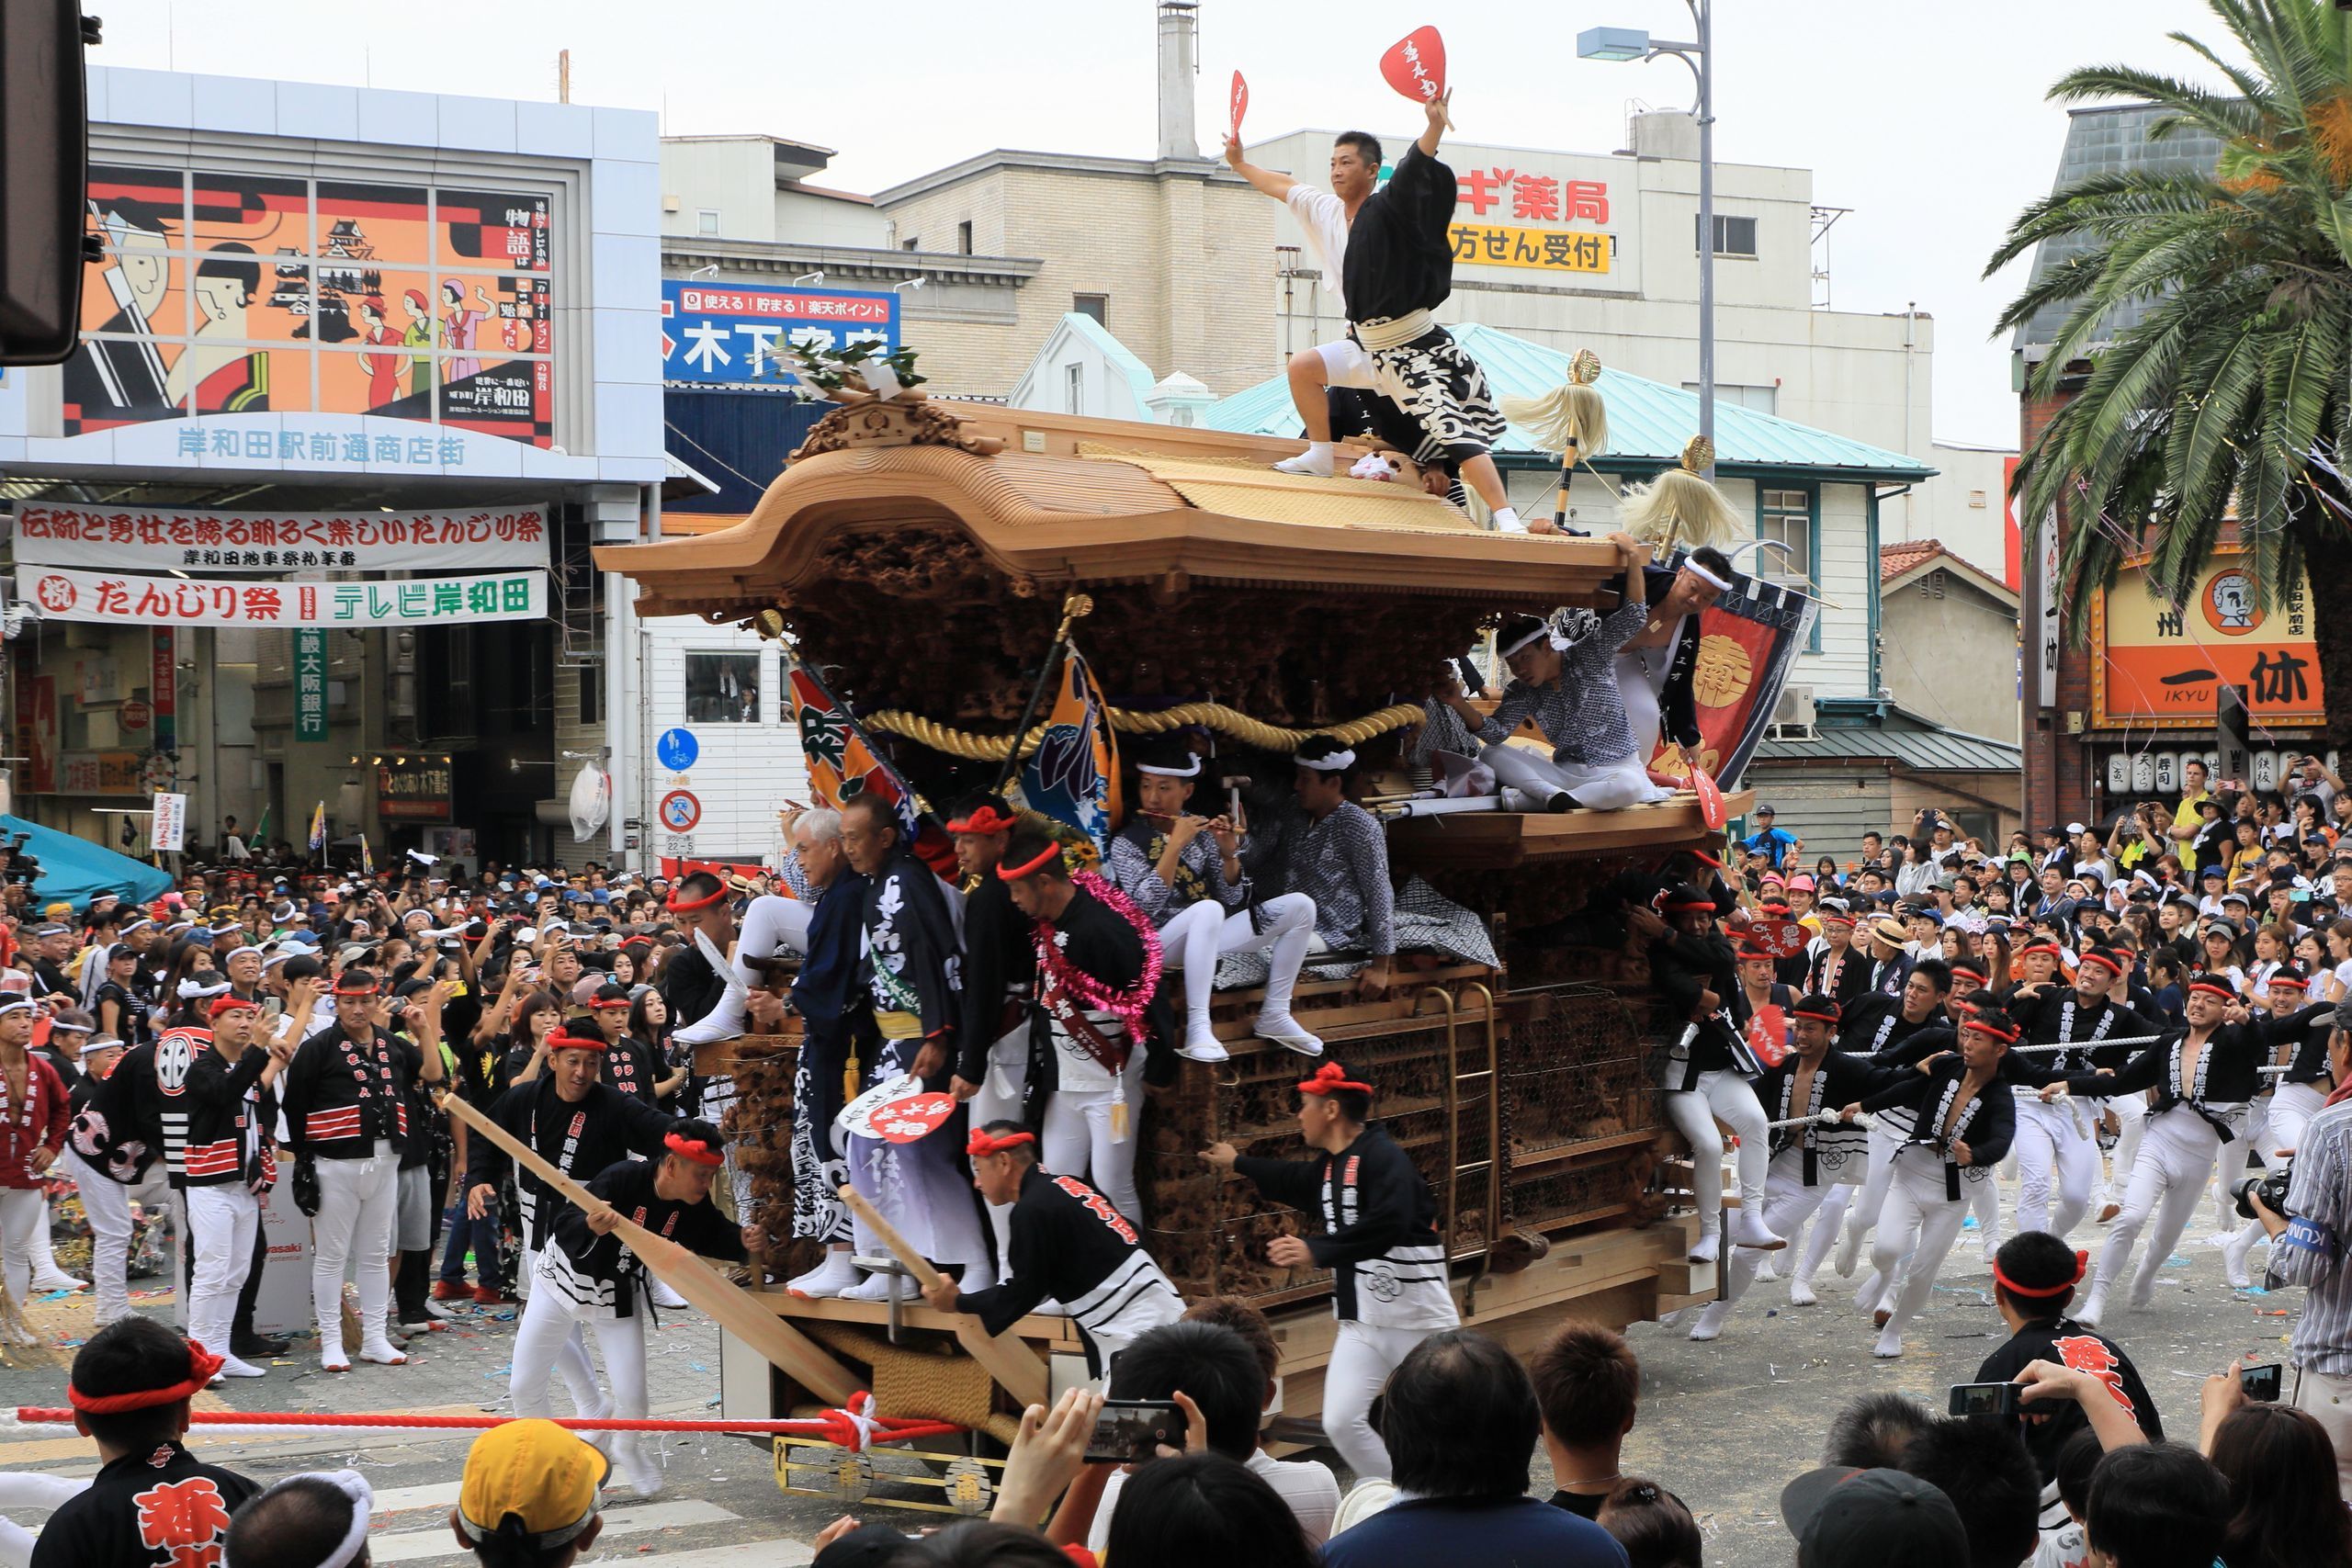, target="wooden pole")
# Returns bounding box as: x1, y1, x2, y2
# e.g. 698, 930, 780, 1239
437, 1091, 864, 1406
838, 1184, 1051, 1408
